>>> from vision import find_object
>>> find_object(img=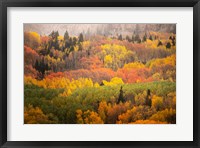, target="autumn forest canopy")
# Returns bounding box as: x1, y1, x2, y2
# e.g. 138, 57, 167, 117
24, 24, 176, 124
